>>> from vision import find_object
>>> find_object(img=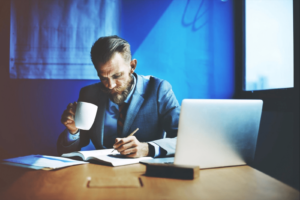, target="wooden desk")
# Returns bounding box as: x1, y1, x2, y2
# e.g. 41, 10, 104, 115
0, 163, 299, 200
